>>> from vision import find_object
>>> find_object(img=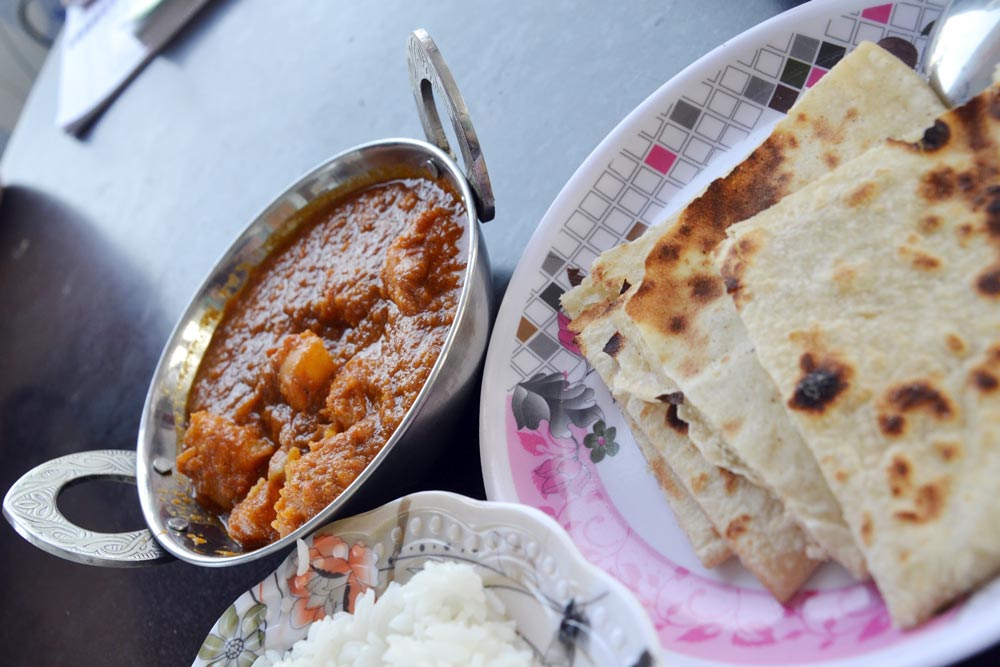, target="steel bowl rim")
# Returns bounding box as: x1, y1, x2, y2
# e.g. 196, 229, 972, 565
136, 136, 485, 567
